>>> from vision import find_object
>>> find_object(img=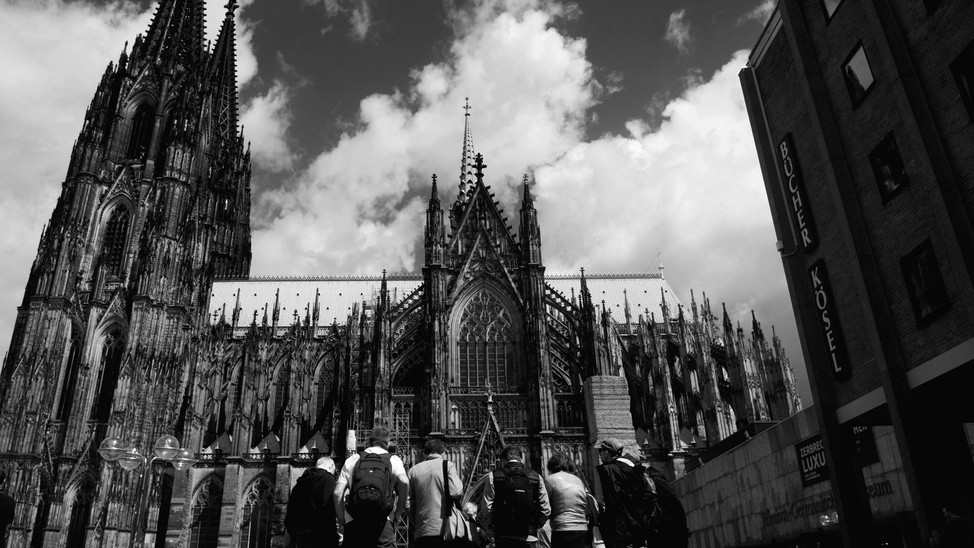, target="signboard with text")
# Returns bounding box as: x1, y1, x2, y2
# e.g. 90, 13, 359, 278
778, 134, 817, 252
809, 260, 851, 380
796, 428, 880, 488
